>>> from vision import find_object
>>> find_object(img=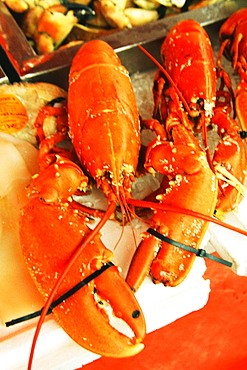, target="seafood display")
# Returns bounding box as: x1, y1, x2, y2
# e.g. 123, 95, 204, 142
2, 0, 219, 54
1, 5, 247, 370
